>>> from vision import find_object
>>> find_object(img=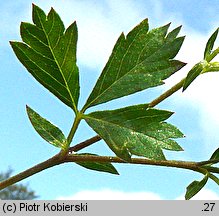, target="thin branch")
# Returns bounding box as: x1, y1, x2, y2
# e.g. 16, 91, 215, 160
148, 78, 185, 107
65, 154, 199, 171
202, 166, 219, 174
68, 135, 101, 153
0, 153, 63, 190
65, 155, 219, 175
1, 153, 218, 190
197, 159, 219, 166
